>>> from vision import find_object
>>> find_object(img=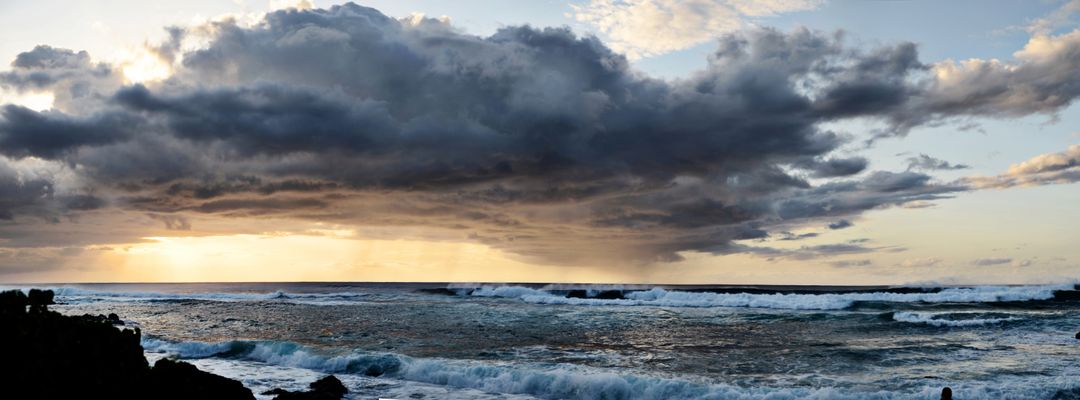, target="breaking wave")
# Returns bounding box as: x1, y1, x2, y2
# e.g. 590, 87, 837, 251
139, 337, 910, 400
891, 311, 1022, 327
463, 284, 1077, 310
141, 337, 1080, 400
